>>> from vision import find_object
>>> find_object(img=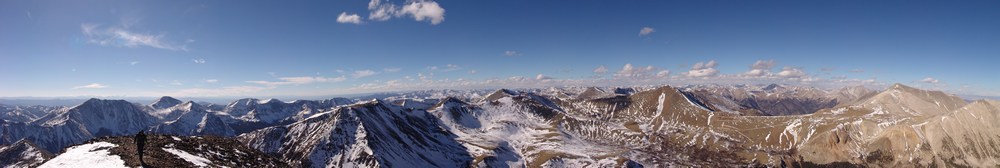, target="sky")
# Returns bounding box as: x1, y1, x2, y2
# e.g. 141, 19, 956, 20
2, 0, 999, 98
